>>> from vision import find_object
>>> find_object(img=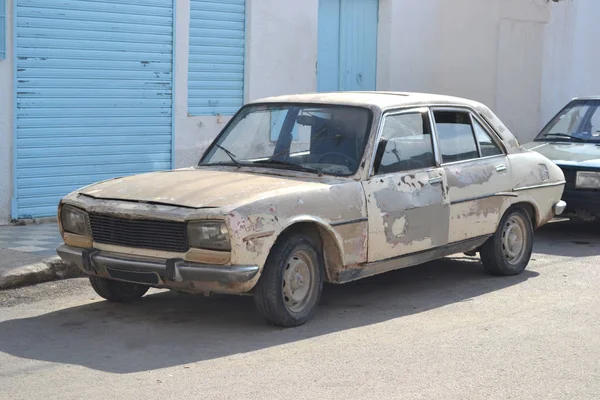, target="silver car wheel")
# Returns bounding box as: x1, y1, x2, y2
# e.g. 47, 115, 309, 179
282, 249, 315, 313
501, 214, 528, 265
